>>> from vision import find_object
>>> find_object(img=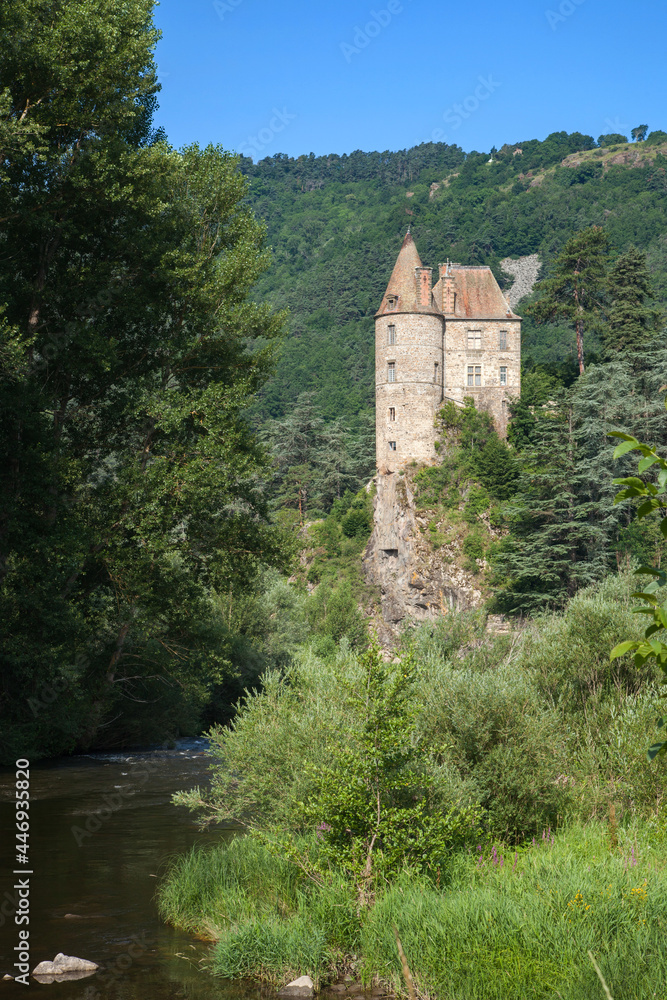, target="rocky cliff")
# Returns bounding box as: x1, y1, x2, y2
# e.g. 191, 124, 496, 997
362, 470, 492, 634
